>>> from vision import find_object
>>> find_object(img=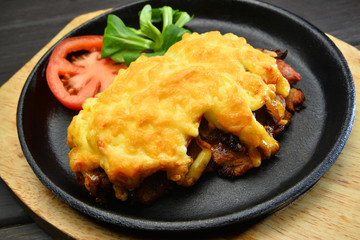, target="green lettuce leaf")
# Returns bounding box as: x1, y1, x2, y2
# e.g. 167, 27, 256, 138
101, 4, 193, 66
